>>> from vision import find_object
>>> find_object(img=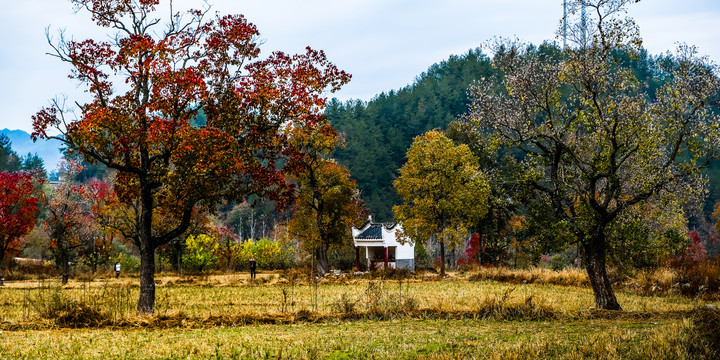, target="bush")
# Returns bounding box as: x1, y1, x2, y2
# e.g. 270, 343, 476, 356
3, 258, 56, 280
677, 257, 720, 299
548, 253, 567, 271
182, 234, 219, 272
233, 238, 295, 270
414, 243, 432, 270
112, 251, 140, 274
327, 243, 356, 271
